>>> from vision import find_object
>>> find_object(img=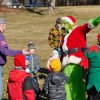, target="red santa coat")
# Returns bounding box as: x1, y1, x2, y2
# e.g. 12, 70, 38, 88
62, 23, 91, 66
